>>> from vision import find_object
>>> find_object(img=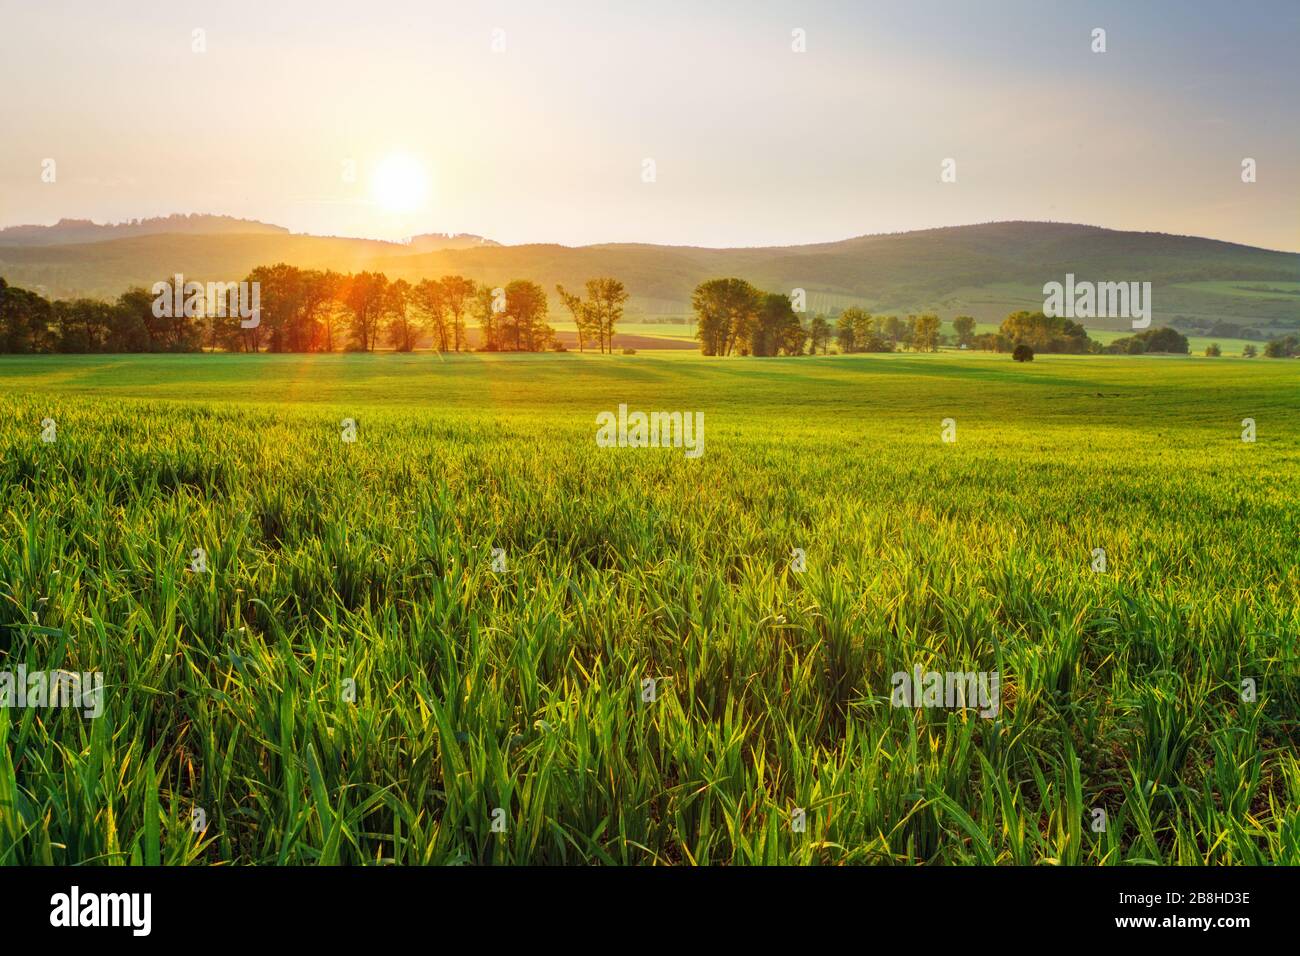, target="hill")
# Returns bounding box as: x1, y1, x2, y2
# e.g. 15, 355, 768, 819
0, 214, 289, 247
2, 219, 1296, 331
